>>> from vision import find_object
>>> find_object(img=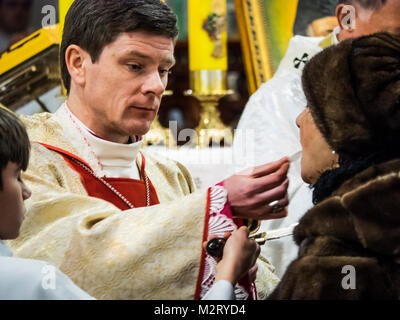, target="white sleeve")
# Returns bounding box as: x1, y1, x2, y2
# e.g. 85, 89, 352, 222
0, 257, 95, 300
39, 265, 96, 300
201, 280, 235, 300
